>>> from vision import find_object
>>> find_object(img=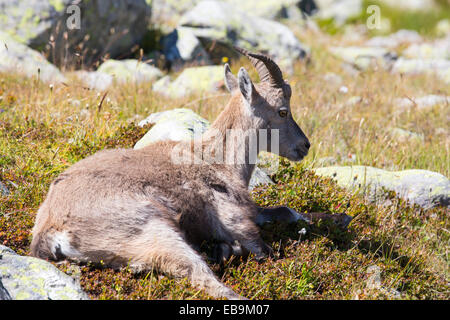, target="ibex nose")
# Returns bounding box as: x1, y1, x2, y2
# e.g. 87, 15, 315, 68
304, 140, 311, 150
